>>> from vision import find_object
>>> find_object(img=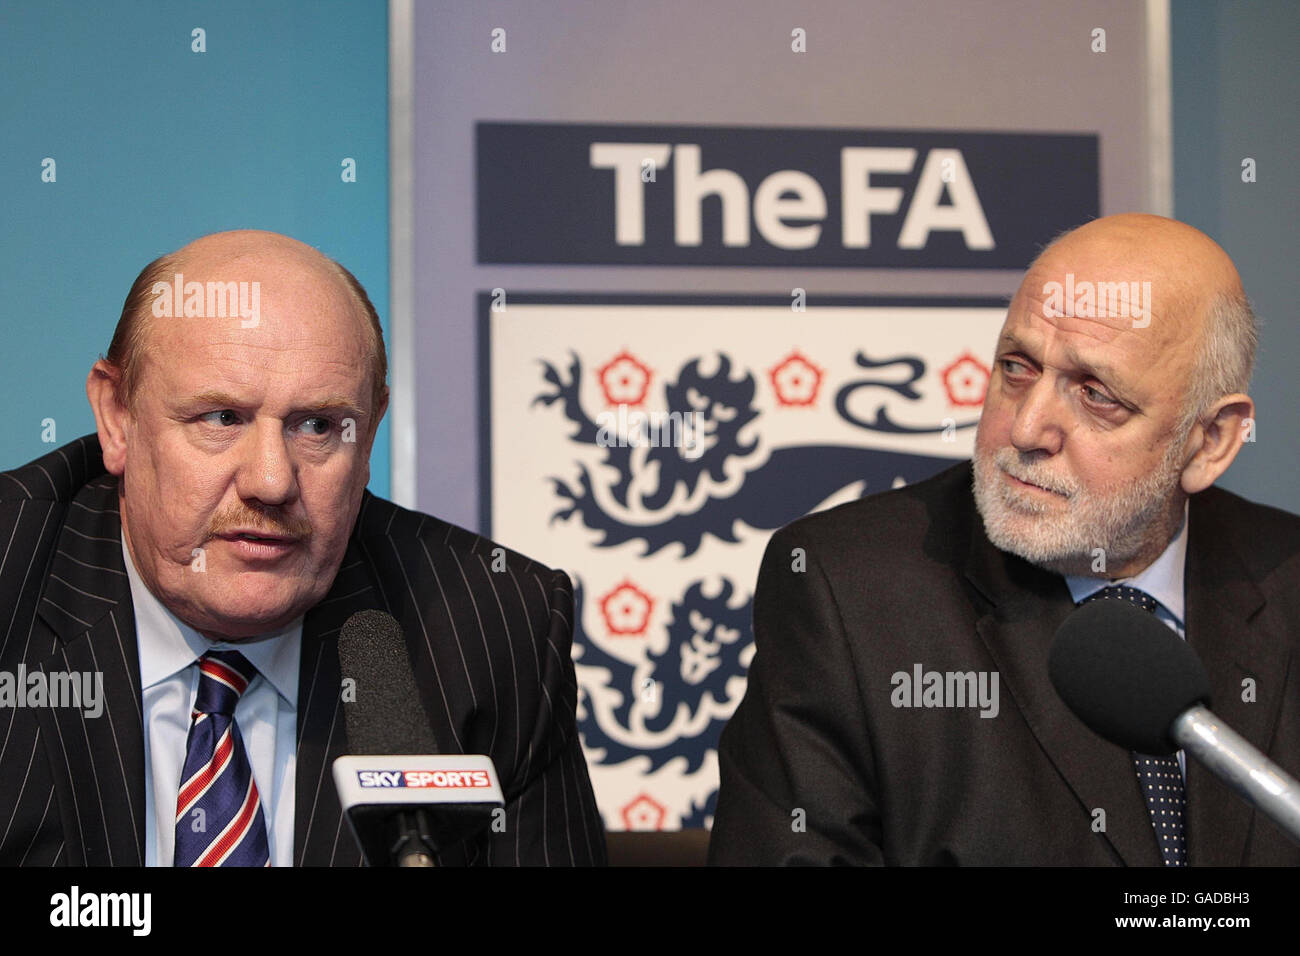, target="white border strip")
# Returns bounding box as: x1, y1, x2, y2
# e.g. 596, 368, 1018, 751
388, 0, 416, 508
1145, 0, 1173, 216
